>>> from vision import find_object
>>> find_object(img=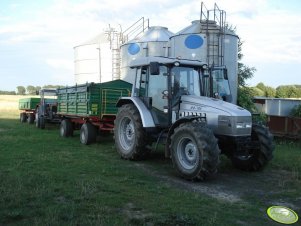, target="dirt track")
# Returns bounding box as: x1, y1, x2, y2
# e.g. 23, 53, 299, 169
133, 155, 301, 212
